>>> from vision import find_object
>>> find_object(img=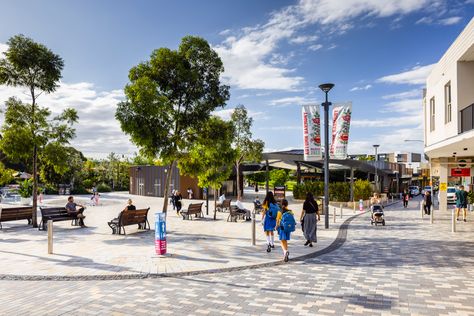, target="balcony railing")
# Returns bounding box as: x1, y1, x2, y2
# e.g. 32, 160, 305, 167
460, 103, 474, 134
